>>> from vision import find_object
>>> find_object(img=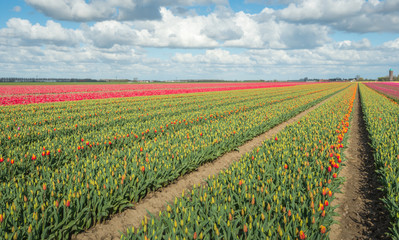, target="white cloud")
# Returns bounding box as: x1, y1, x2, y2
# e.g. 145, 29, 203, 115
25, 0, 116, 22
83, 21, 137, 48
80, 7, 328, 49
173, 49, 255, 65
382, 38, 399, 49
133, 8, 220, 48
0, 18, 84, 47
276, 0, 399, 33
25, 0, 228, 22
335, 38, 371, 50
278, 0, 364, 22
